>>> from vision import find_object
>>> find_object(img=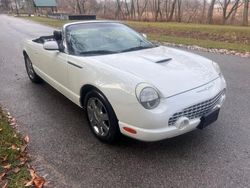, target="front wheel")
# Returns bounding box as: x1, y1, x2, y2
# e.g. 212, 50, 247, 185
24, 55, 43, 83
85, 90, 120, 143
